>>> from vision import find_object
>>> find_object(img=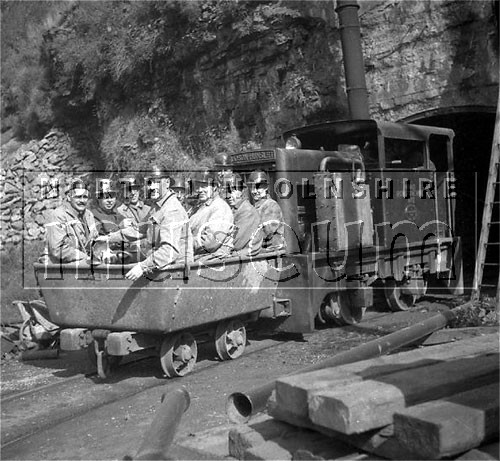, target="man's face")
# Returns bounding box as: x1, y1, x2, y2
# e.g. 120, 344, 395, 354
250, 182, 268, 202
126, 187, 140, 205
147, 178, 170, 202
99, 192, 117, 211
195, 182, 215, 204
68, 188, 90, 213
226, 187, 244, 209
173, 188, 186, 202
